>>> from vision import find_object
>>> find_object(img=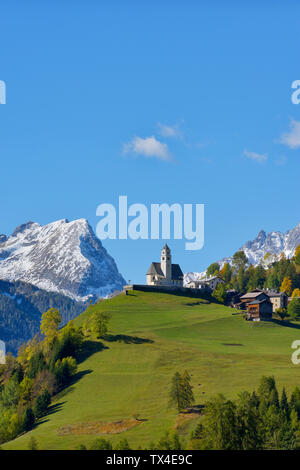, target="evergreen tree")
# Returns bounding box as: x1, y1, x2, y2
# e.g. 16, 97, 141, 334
280, 387, 289, 418
181, 370, 195, 408
23, 407, 35, 432
169, 372, 185, 412
33, 389, 51, 418
169, 371, 194, 412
